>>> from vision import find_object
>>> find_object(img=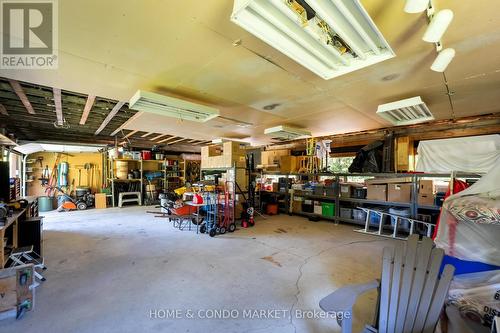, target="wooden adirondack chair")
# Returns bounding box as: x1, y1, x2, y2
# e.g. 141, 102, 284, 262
319, 234, 455, 333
